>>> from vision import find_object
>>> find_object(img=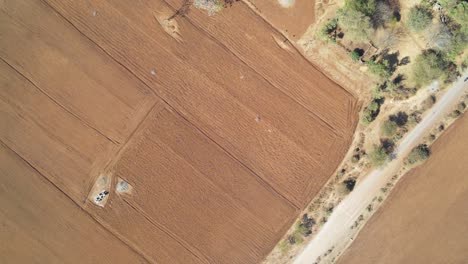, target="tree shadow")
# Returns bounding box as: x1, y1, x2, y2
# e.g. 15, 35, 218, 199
381, 49, 400, 73
393, 73, 405, 84
399, 56, 411, 66
354, 48, 365, 57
